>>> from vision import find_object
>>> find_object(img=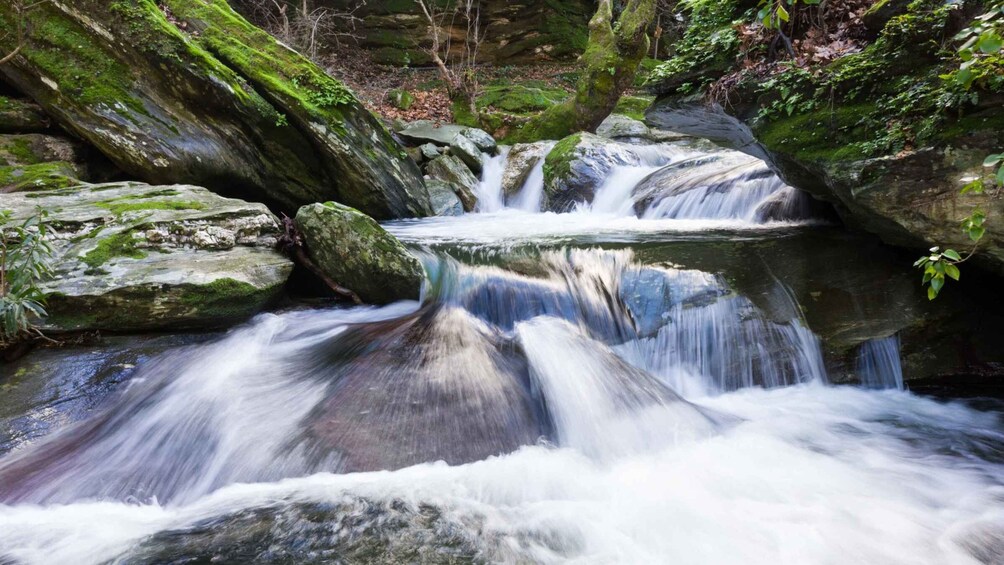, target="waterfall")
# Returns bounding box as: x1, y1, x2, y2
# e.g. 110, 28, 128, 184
470, 140, 820, 225
508, 141, 556, 212
857, 335, 905, 390
474, 147, 510, 213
